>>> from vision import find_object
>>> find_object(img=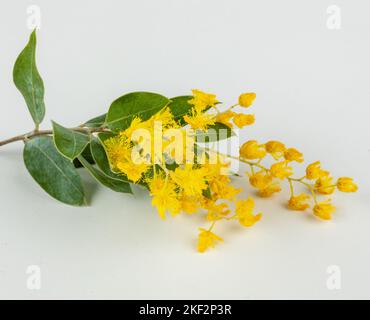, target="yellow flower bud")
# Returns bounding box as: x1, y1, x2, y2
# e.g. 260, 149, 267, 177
215, 110, 235, 128
313, 201, 335, 220
240, 140, 266, 159
315, 176, 335, 195
232, 114, 255, 128
238, 92, 256, 108
284, 147, 304, 163
288, 193, 310, 211
235, 198, 262, 227
306, 161, 327, 180
270, 161, 293, 180
337, 177, 358, 192
265, 141, 286, 160
197, 228, 223, 253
